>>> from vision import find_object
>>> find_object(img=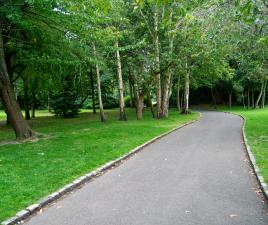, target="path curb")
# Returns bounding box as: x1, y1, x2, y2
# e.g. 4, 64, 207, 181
224, 112, 268, 201
1, 114, 200, 225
